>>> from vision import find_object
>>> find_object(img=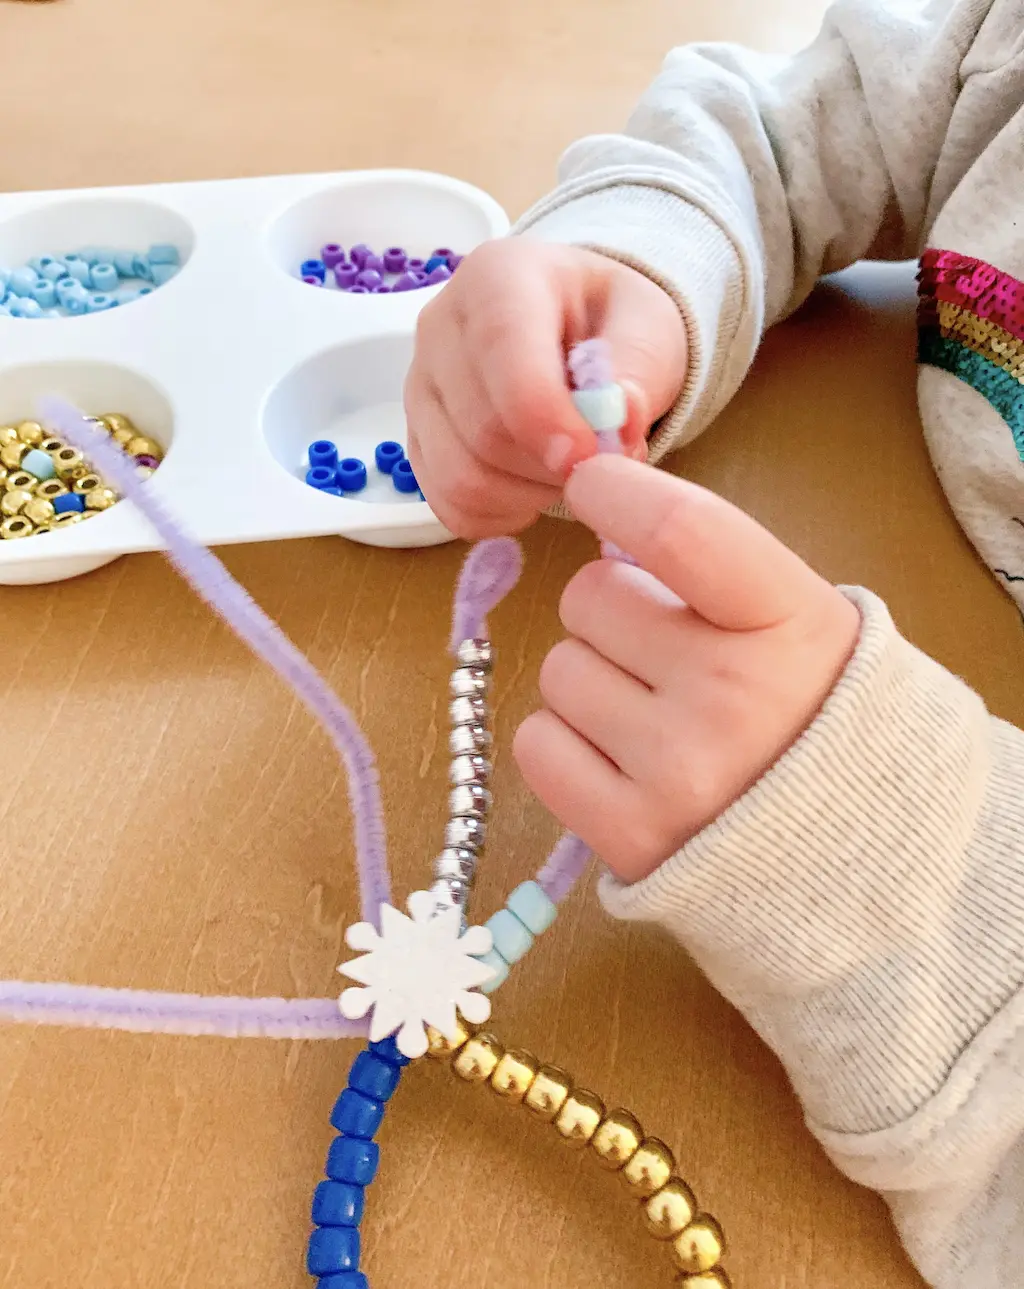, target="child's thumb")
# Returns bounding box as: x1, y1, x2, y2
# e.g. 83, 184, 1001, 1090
599, 278, 689, 444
